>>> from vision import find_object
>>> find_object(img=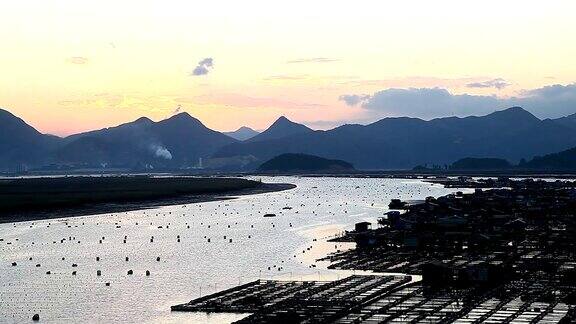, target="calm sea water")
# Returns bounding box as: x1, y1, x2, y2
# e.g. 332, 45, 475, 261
0, 176, 460, 323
